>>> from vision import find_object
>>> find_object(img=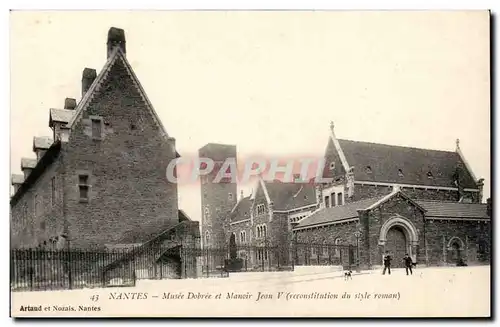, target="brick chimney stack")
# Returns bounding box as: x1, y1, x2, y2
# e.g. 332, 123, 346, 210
107, 27, 126, 58
81, 68, 97, 97
64, 98, 77, 110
